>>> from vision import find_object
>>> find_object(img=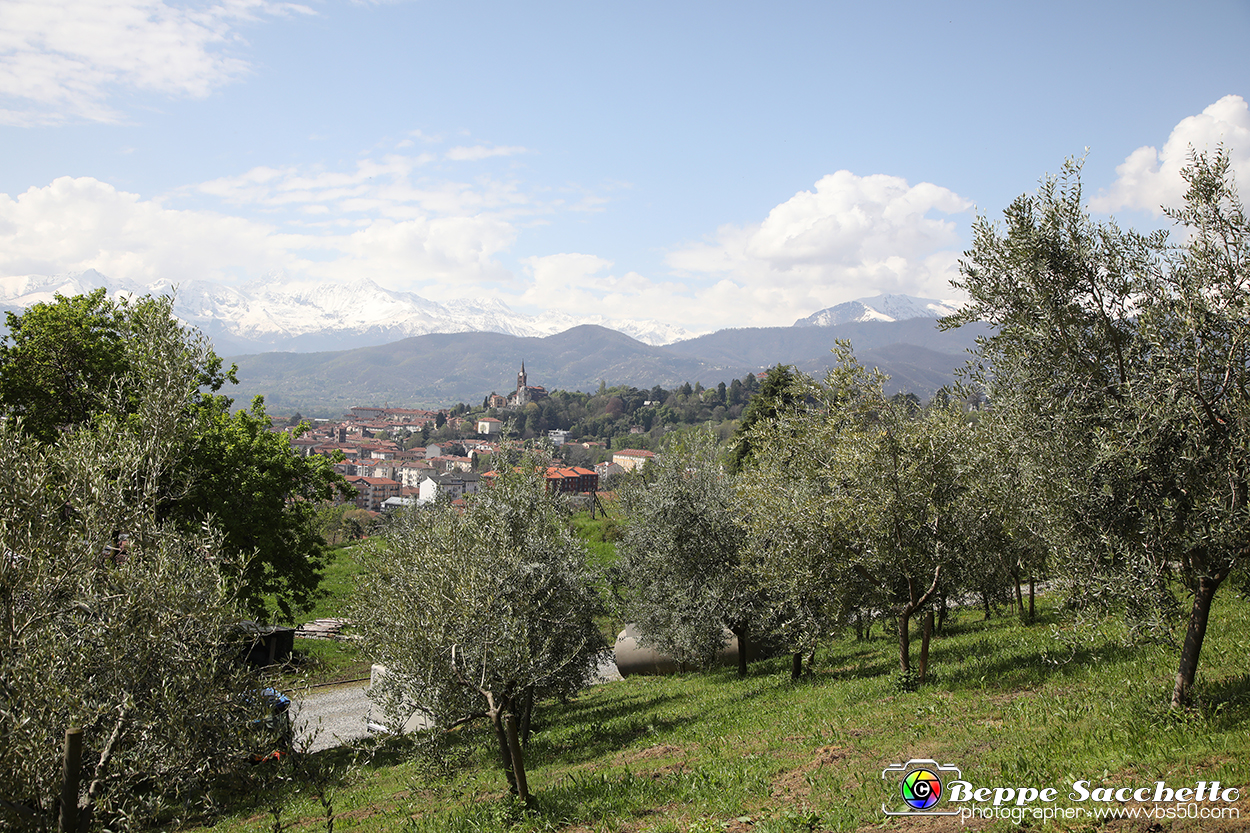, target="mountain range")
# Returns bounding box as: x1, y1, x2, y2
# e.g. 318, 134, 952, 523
0, 271, 962, 351
0, 271, 979, 413
225, 317, 989, 415
0, 271, 693, 350
793, 294, 960, 327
